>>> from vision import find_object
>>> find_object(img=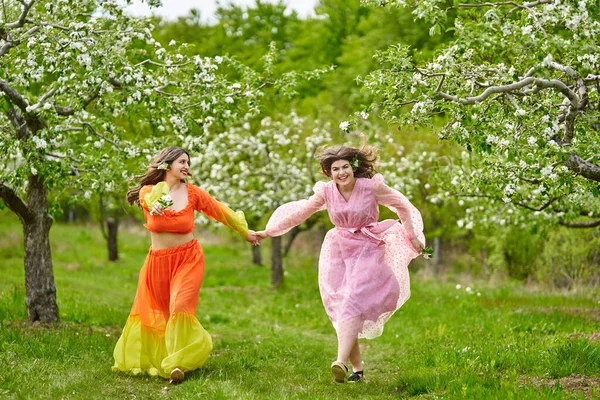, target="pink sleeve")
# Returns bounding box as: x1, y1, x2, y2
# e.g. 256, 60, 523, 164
373, 174, 424, 242
265, 181, 327, 237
